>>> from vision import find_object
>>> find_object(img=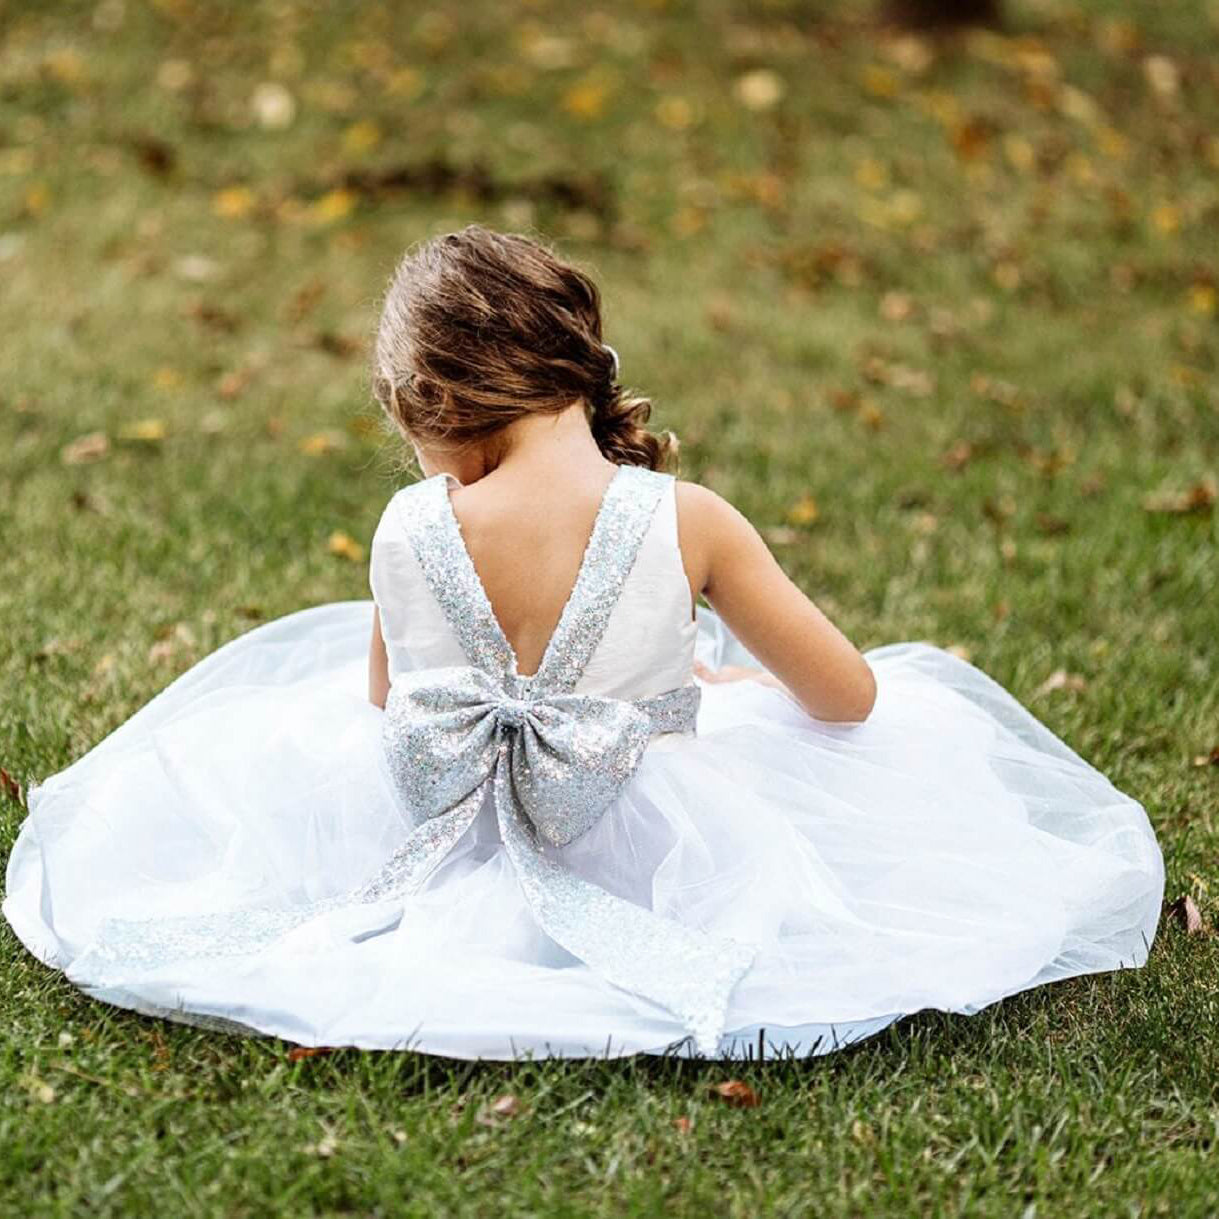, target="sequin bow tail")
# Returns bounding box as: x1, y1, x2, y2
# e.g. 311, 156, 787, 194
371, 666, 756, 1055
